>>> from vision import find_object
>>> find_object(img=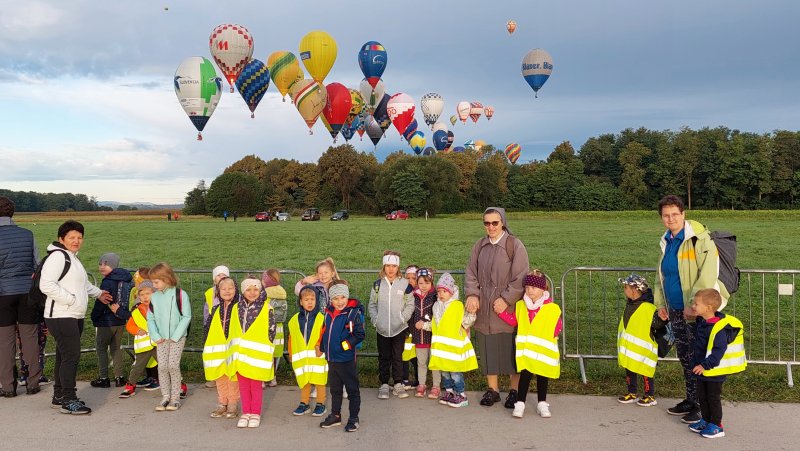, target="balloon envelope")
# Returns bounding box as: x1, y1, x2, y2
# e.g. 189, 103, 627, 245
365, 115, 383, 147
387, 93, 415, 138
236, 58, 270, 118
484, 105, 494, 120
433, 129, 448, 151
469, 101, 483, 123
452, 146, 466, 153
347, 88, 364, 124
432, 122, 448, 134
521, 48, 553, 97
299, 30, 337, 83
358, 41, 387, 89
403, 119, 418, 141
456, 101, 470, 123
449, 115, 457, 126
409, 131, 426, 154
290, 79, 327, 131
505, 143, 522, 164
507, 20, 516, 34
359, 78, 385, 113
267, 51, 301, 100
445, 130, 455, 151
174, 56, 222, 139
421, 93, 444, 128
422, 147, 436, 156
373, 93, 392, 132
209, 24, 254, 91
322, 82, 352, 139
